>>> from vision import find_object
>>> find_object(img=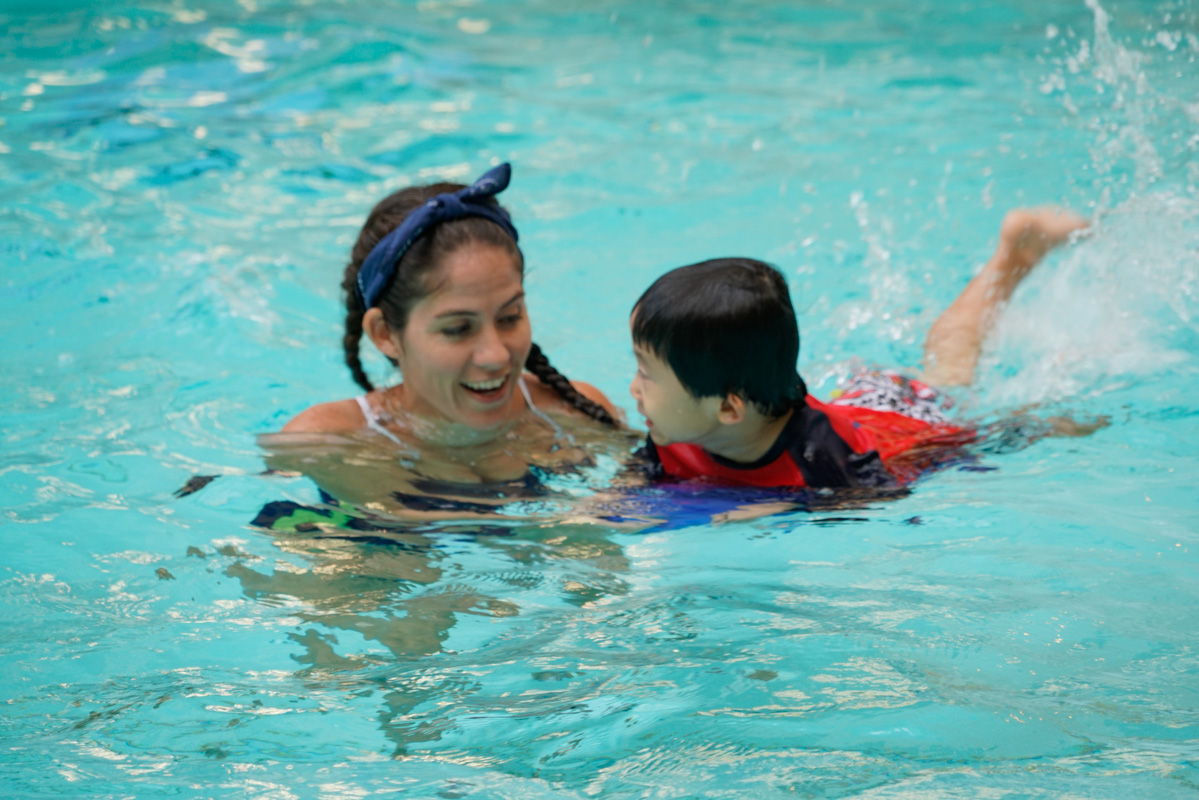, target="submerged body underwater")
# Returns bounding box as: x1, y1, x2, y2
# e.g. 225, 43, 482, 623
2, 0, 1198, 797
